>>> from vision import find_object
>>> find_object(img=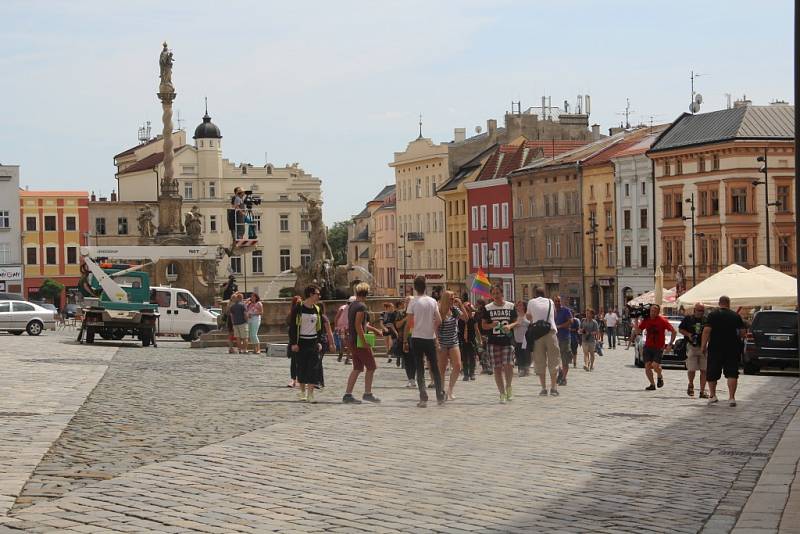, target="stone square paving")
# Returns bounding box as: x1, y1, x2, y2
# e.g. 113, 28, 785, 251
0, 330, 798, 533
